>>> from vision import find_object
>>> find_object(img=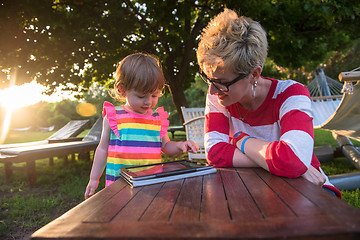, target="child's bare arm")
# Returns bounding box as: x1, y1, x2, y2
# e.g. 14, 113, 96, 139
84, 117, 111, 199
161, 134, 199, 155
